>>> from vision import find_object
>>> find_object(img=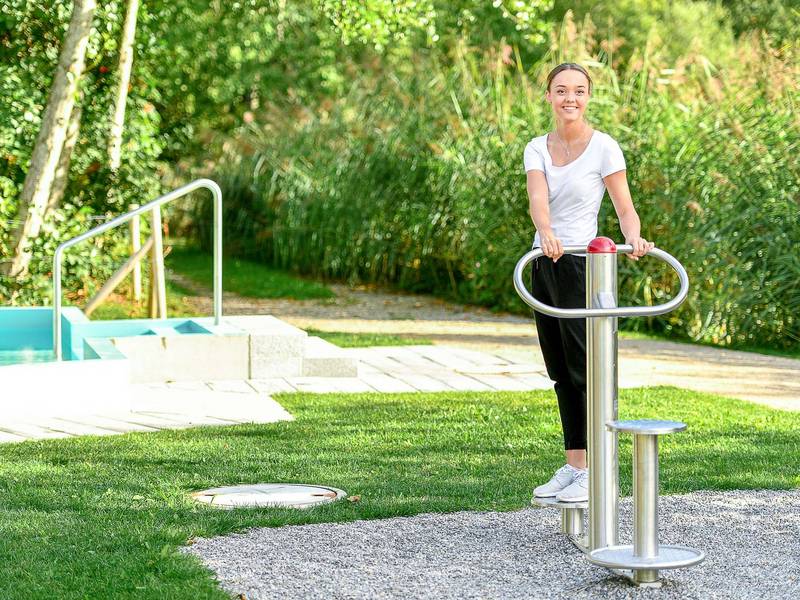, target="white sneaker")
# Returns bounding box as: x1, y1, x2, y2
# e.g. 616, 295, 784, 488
532, 464, 577, 498
556, 468, 589, 503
